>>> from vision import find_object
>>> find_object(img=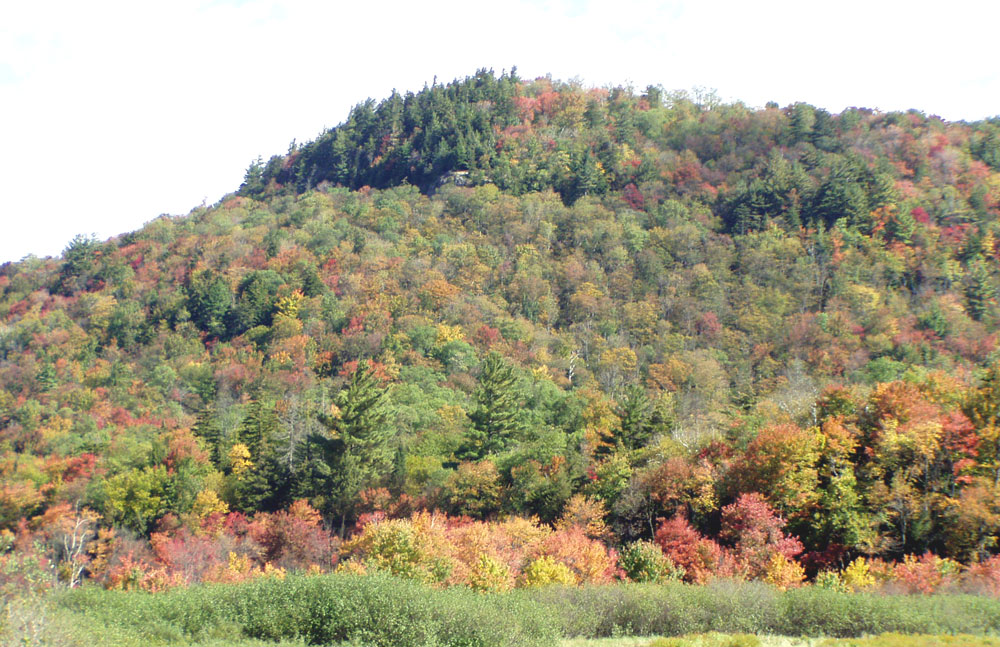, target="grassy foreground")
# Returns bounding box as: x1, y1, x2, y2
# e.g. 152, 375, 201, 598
6, 575, 1000, 646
